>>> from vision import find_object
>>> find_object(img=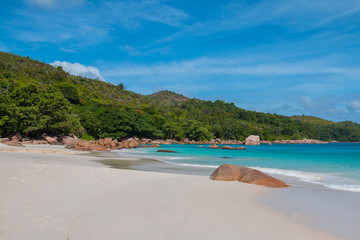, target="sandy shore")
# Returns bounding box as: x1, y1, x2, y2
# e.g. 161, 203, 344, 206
0, 144, 343, 240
